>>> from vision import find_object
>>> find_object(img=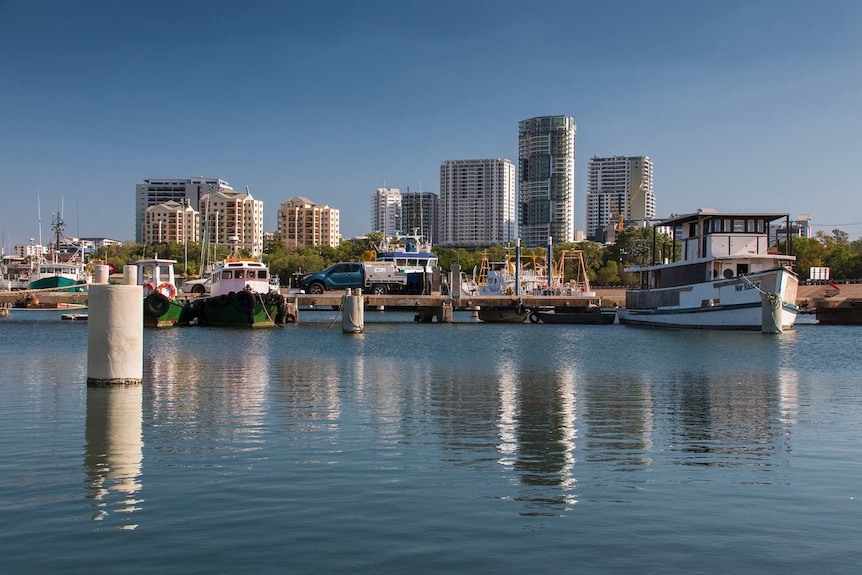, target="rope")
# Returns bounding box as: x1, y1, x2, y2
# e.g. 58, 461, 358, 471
256, 292, 282, 328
